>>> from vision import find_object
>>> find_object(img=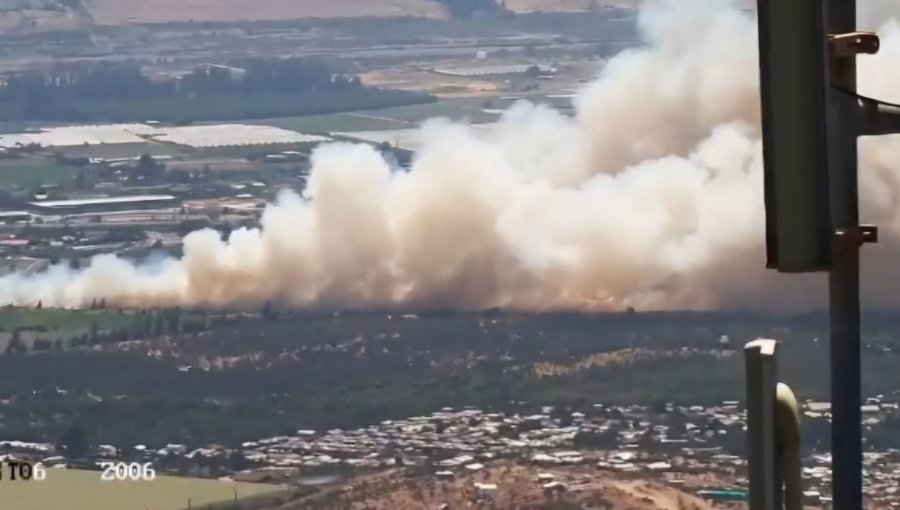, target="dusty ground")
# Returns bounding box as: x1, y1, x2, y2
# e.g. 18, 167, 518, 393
0, 0, 642, 31
532, 348, 736, 378
82, 0, 644, 25
504, 0, 642, 12
0, 8, 79, 32
291, 461, 721, 510
82, 0, 446, 25
504, 0, 599, 13
361, 69, 501, 95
